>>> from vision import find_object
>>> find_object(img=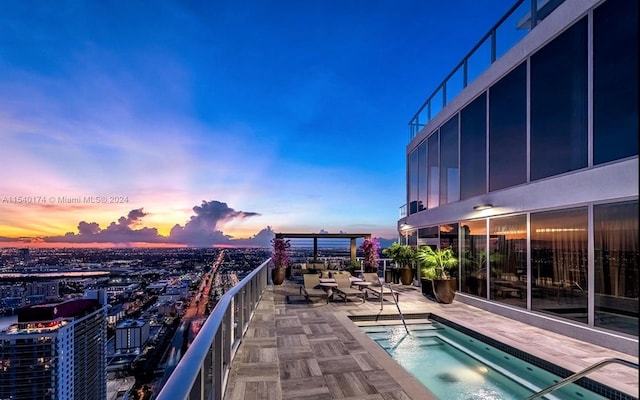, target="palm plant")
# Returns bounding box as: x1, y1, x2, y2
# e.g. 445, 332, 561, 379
382, 242, 416, 269
417, 246, 458, 280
